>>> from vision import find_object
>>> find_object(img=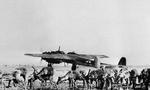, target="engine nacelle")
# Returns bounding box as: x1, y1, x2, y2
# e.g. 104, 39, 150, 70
94, 56, 101, 68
